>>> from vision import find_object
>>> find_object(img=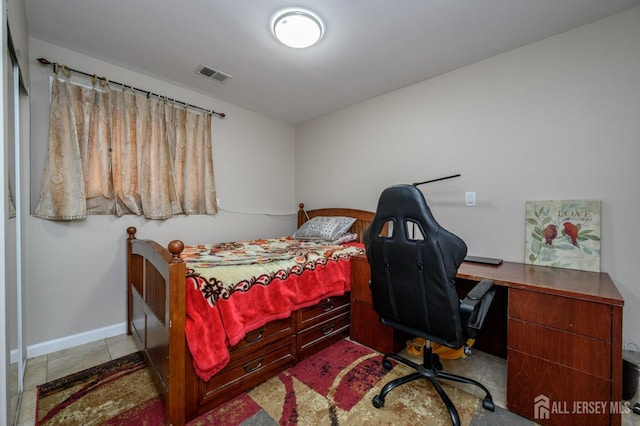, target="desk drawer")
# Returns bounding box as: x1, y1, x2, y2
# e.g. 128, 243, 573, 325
507, 350, 612, 426
508, 319, 611, 378
508, 288, 611, 341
